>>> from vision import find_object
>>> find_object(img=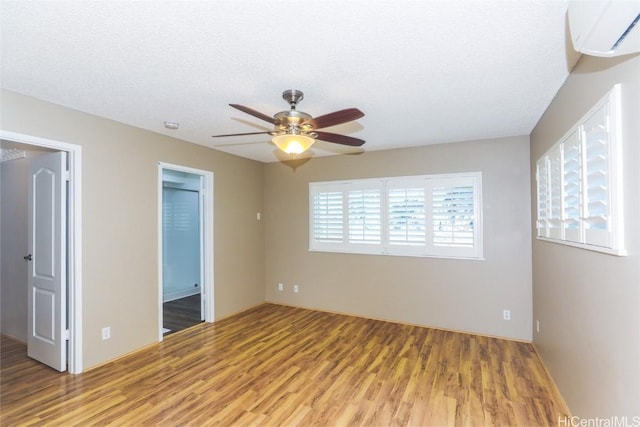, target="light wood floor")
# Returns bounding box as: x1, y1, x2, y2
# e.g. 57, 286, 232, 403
1, 303, 569, 426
